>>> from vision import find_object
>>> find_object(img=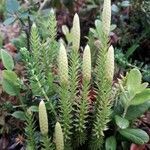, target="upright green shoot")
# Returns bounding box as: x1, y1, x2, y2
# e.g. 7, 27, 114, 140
90, 0, 115, 149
